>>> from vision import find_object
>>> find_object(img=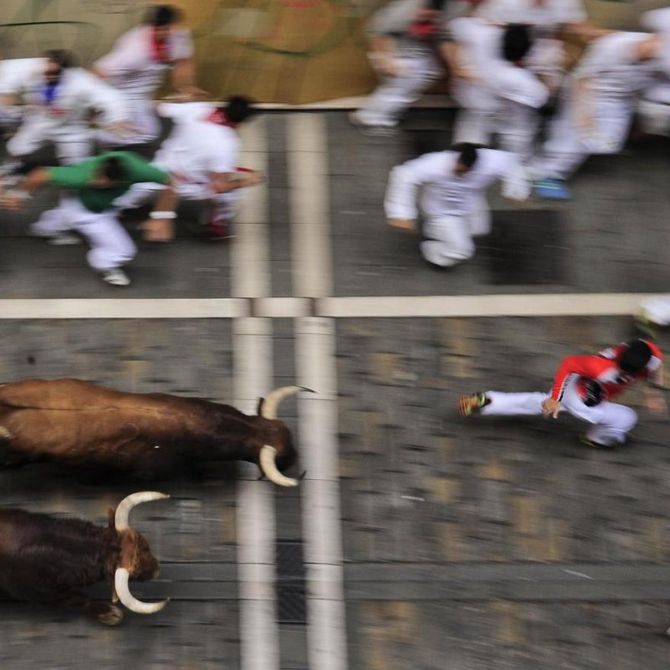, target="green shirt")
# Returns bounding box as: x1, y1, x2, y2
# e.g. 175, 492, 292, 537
47, 151, 169, 213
